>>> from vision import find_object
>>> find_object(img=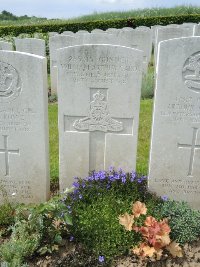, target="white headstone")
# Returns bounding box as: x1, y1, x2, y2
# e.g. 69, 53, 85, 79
62, 31, 74, 36
0, 51, 49, 204
49, 32, 59, 38
91, 29, 104, 33
154, 26, 194, 66
57, 44, 143, 190
149, 37, 200, 209
194, 24, 200, 36
15, 38, 46, 57
0, 41, 13, 51
117, 29, 152, 72
49, 35, 76, 94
